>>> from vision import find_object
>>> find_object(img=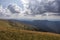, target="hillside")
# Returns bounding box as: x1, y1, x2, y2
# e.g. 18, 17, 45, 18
21, 20, 60, 33
0, 24, 60, 40
0, 19, 60, 40
0, 19, 37, 31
